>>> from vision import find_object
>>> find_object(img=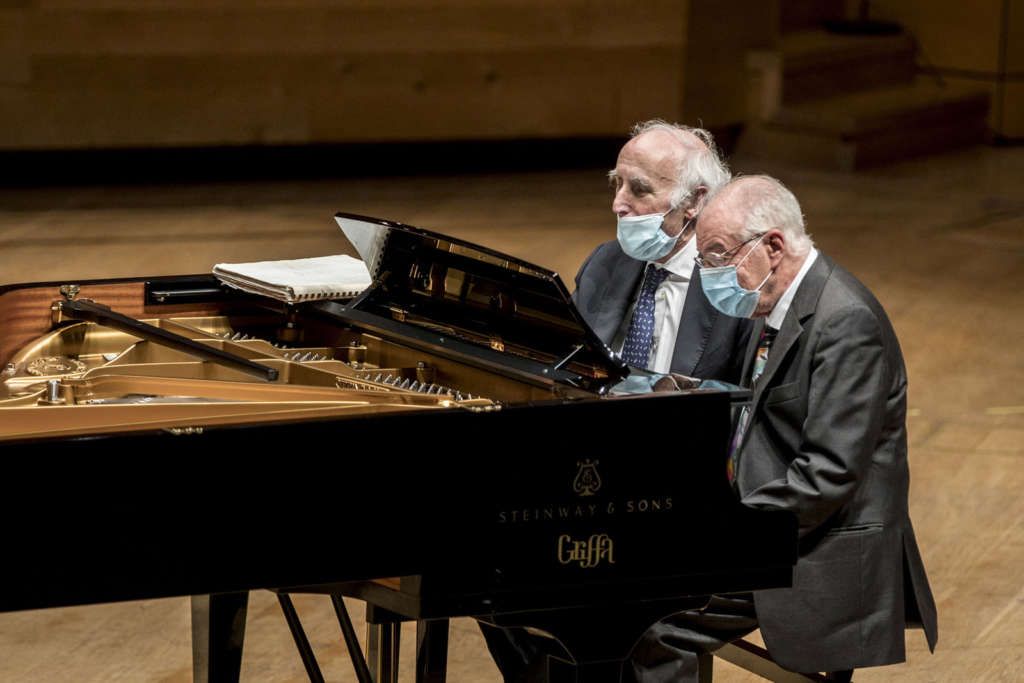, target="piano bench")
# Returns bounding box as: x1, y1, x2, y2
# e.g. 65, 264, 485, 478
712, 639, 853, 682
